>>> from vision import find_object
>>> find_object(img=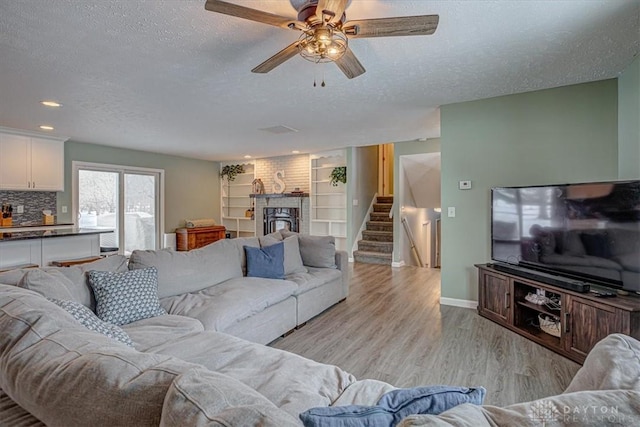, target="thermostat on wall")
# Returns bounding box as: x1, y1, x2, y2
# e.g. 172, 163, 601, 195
459, 180, 472, 190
